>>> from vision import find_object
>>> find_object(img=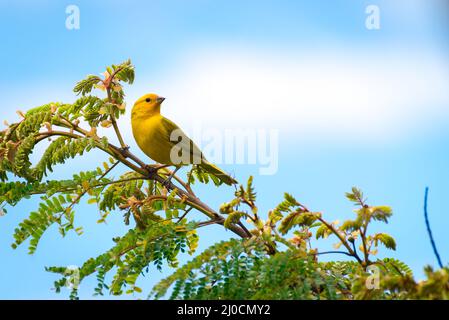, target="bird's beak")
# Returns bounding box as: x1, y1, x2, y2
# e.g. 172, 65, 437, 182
157, 97, 165, 103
